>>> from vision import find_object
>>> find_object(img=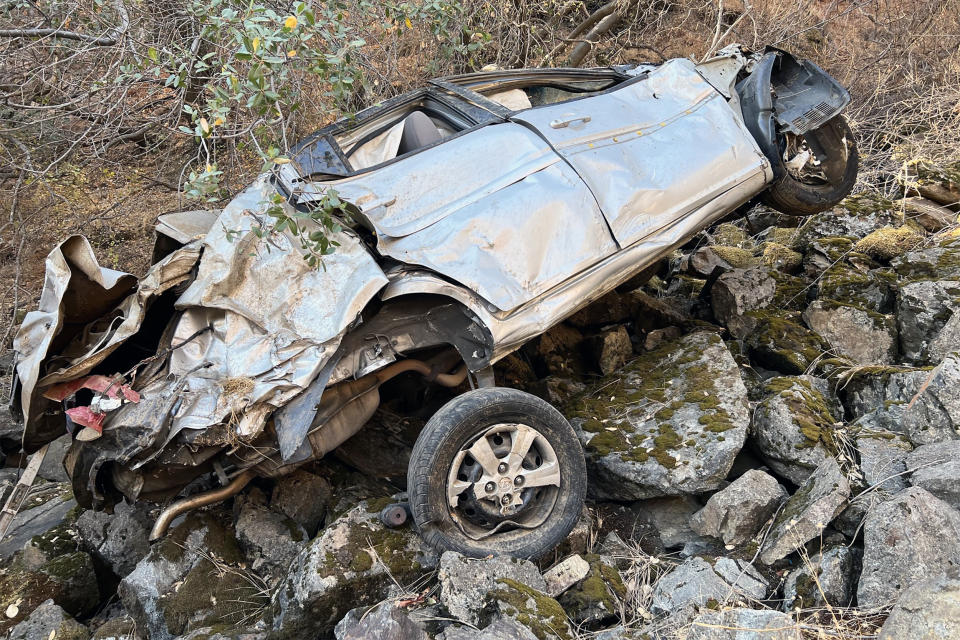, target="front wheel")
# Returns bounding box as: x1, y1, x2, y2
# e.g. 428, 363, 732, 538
407, 387, 586, 559
762, 114, 859, 216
